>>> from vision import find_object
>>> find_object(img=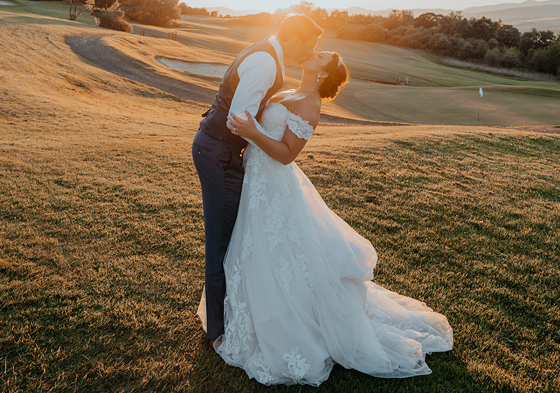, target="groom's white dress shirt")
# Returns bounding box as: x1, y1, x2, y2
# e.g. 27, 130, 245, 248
228, 36, 285, 121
